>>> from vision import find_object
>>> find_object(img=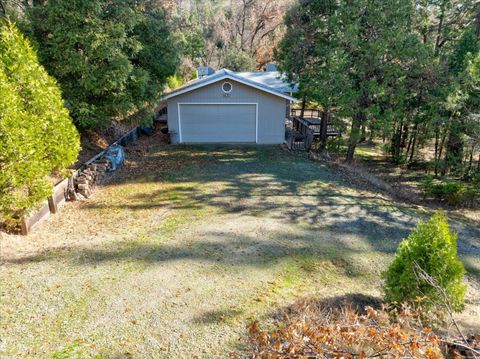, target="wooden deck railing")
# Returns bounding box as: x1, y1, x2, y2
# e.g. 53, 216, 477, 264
291, 108, 322, 119
286, 117, 314, 151
290, 108, 341, 138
